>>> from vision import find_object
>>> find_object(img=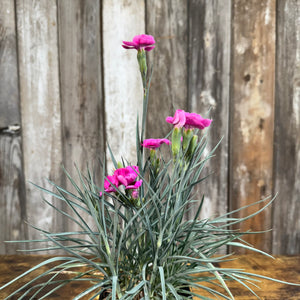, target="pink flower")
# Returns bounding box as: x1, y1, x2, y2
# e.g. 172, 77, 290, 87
115, 166, 139, 188
104, 175, 119, 193
185, 112, 212, 129
100, 165, 142, 197
166, 109, 212, 130
166, 109, 186, 128
126, 179, 143, 190
122, 34, 155, 51
141, 138, 171, 149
